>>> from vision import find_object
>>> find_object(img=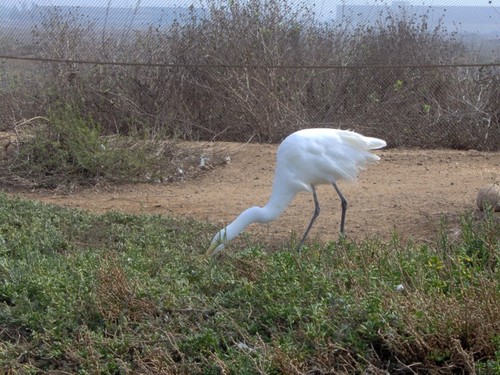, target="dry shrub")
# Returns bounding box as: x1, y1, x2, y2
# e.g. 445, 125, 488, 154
1, 1, 498, 150
95, 254, 159, 323
0, 106, 227, 189
381, 281, 500, 373
132, 345, 180, 375
306, 342, 363, 374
